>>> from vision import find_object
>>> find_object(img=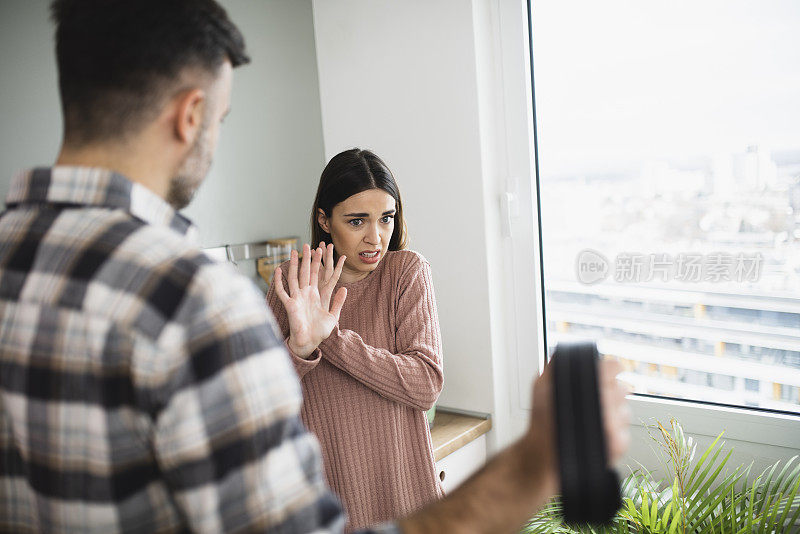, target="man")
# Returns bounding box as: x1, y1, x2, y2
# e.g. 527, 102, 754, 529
0, 1, 630, 533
